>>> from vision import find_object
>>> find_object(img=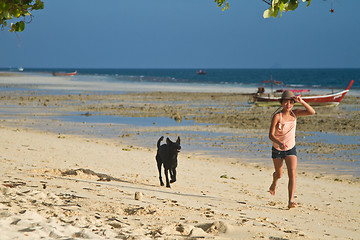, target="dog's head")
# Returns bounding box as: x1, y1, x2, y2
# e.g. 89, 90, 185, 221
166, 136, 181, 154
